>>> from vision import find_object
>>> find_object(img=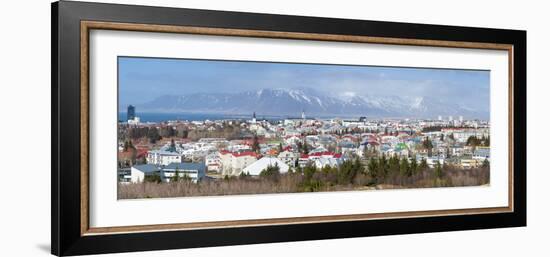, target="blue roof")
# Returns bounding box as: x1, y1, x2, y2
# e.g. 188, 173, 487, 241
163, 162, 206, 172
132, 164, 161, 173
